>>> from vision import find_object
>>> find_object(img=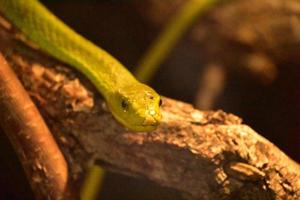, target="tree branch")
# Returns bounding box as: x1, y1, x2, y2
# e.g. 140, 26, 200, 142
0, 53, 73, 199
0, 8, 299, 200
